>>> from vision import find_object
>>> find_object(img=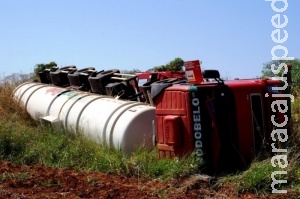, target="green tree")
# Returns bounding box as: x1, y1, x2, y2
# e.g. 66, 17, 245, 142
261, 59, 300, 85
34, 62, 57, 75
153, 57, 184, 71
33, 62, 57, 81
